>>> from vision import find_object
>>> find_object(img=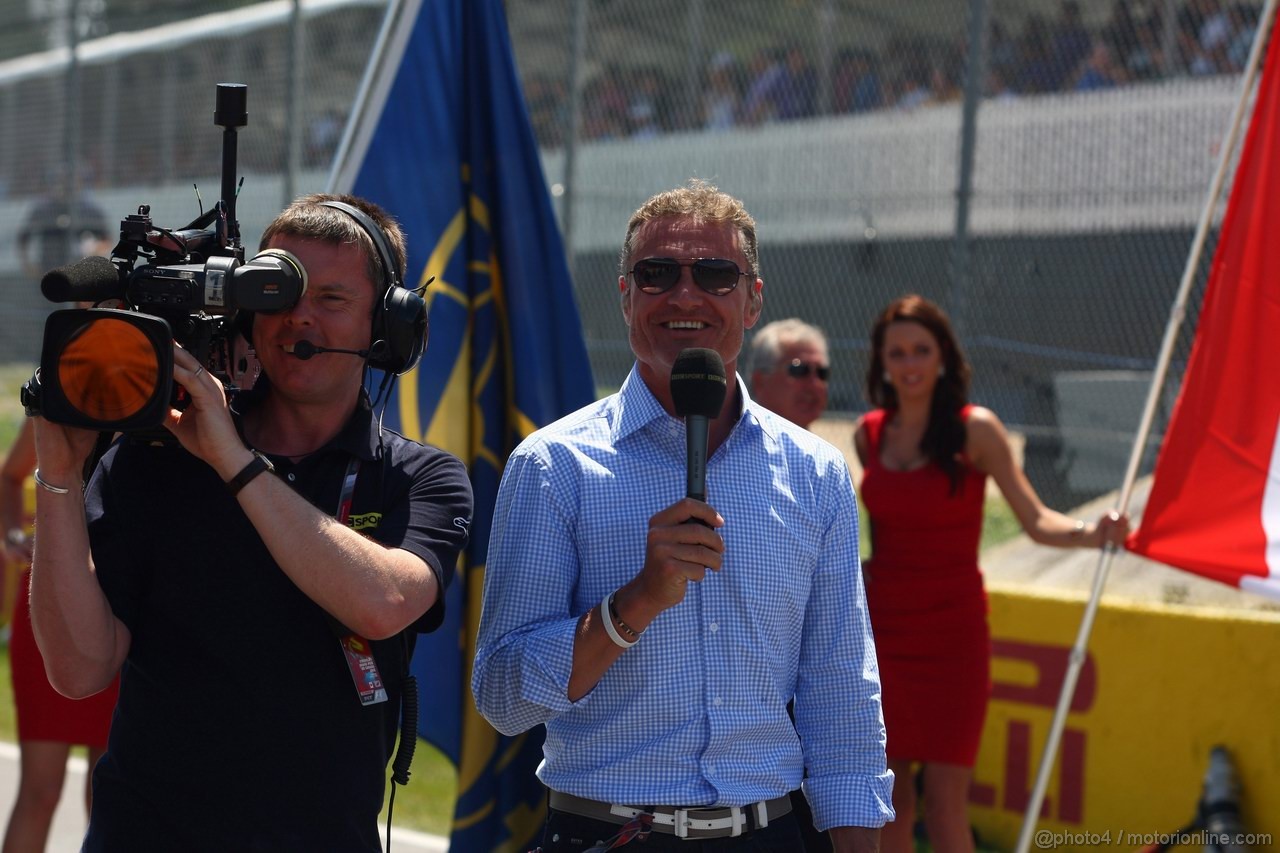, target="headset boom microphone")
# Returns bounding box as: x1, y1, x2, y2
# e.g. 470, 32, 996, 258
284, 341, 374, 360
